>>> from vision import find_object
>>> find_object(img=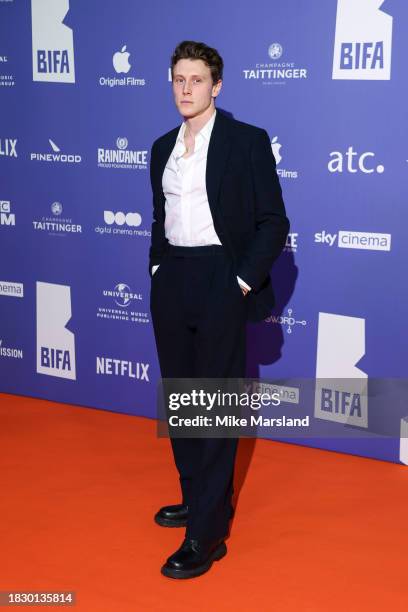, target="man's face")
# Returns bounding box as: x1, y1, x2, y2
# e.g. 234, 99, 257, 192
172, 58, 222, 119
